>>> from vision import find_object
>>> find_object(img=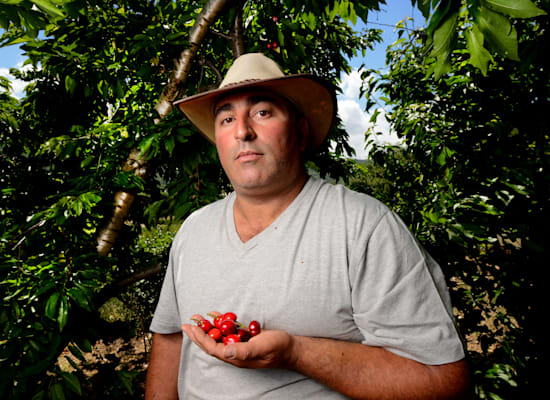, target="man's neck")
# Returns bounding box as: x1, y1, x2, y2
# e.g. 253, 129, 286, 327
233, 174, 308, 243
